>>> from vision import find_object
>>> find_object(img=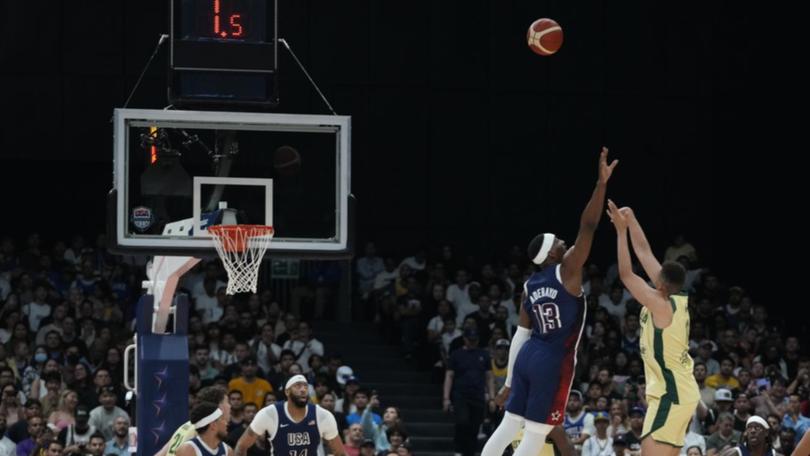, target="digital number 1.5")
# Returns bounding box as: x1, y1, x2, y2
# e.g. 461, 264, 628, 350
213, 0, 243, 38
